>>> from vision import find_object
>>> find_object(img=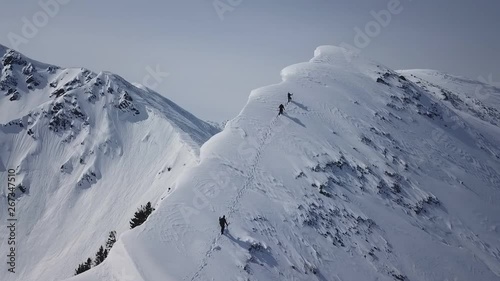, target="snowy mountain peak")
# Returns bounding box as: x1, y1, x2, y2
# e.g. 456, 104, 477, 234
1, 46, 218, 144
66, 46, 500, 281
0, 47, 219, 281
